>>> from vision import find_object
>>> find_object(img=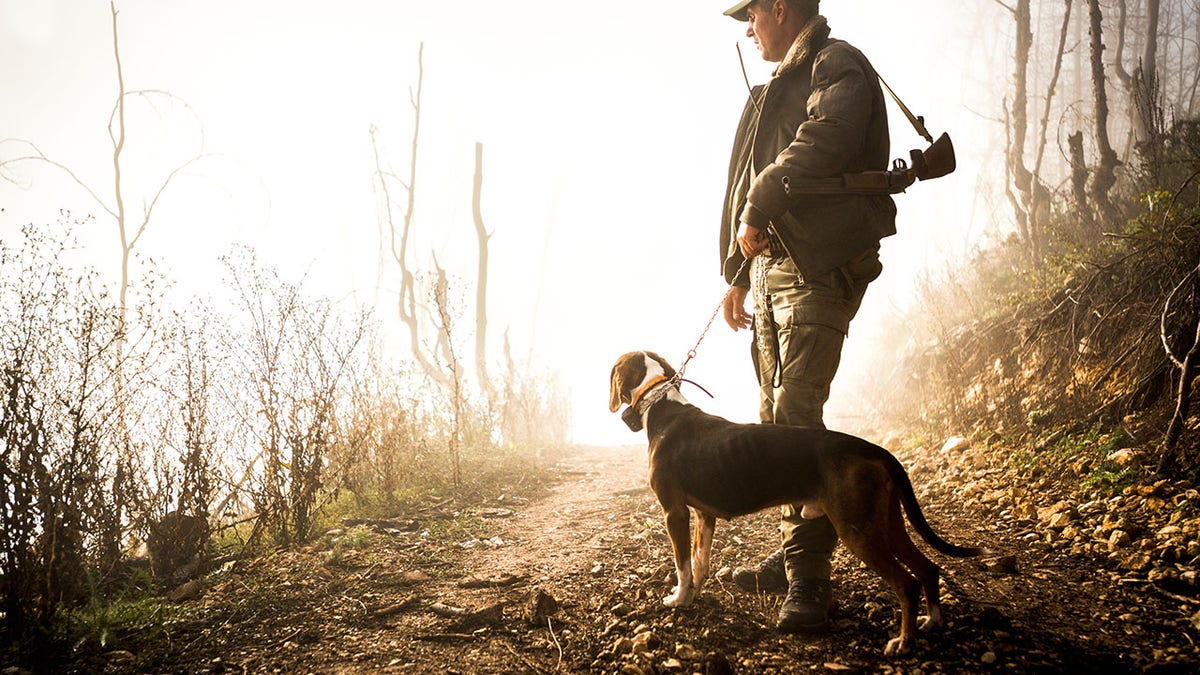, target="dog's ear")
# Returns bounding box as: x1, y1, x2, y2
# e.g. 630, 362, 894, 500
646, 351, 676, 379
608, 363, 624, 413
